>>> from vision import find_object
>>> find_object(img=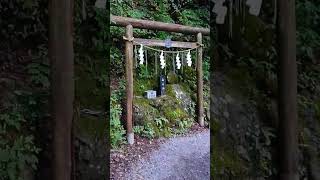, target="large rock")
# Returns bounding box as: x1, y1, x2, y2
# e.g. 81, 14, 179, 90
166, 84, 195, 117
211, 71, 272, 178
133, 96, 160, 125
166, 71, 178, 84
